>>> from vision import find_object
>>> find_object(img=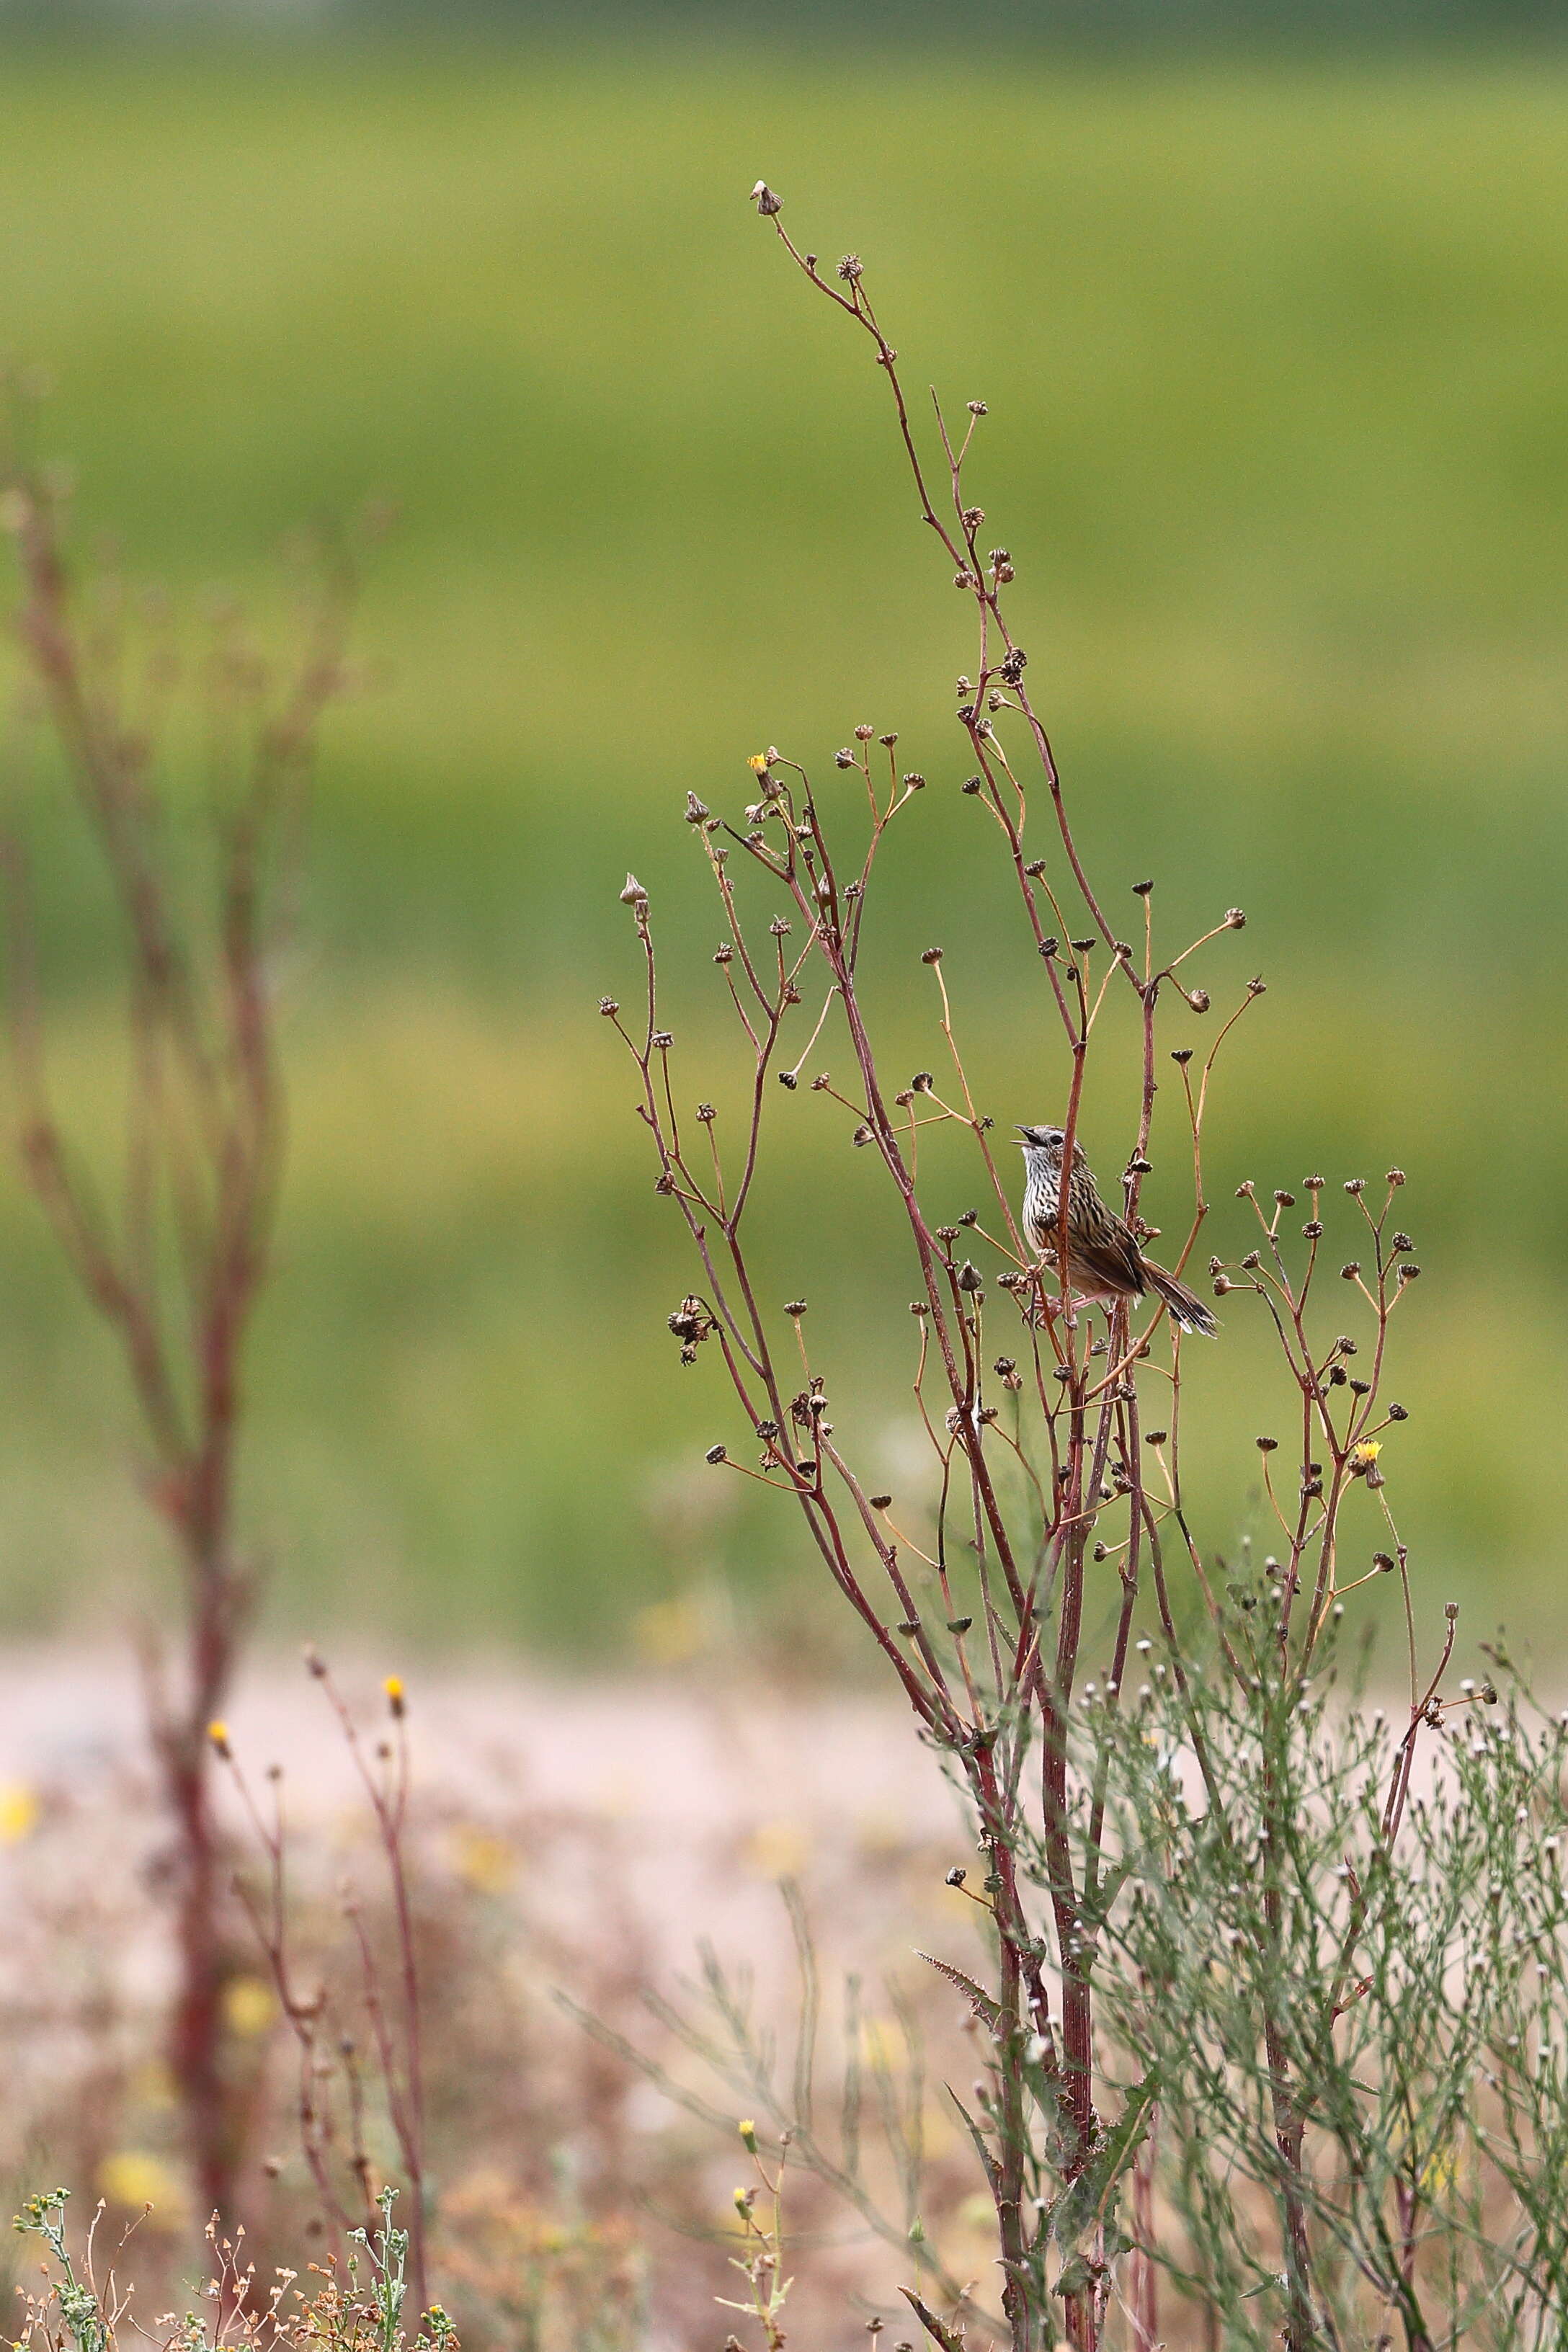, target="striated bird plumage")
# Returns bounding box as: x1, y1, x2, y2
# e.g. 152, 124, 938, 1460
1017, 1123, 1217, 1337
